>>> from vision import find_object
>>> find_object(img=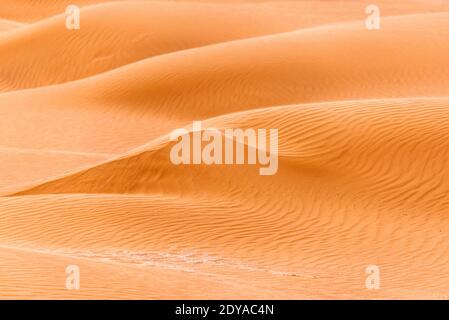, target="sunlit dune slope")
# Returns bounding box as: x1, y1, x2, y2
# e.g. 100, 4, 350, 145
80, 12, 449, 116
3, 11, 449, 110
1, 12, 449, 191
1, 12, 449, 150
1, 1, 364, 91
4, 98, 449, 298
2, 1, 449, 91
0, 245, 284, 299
